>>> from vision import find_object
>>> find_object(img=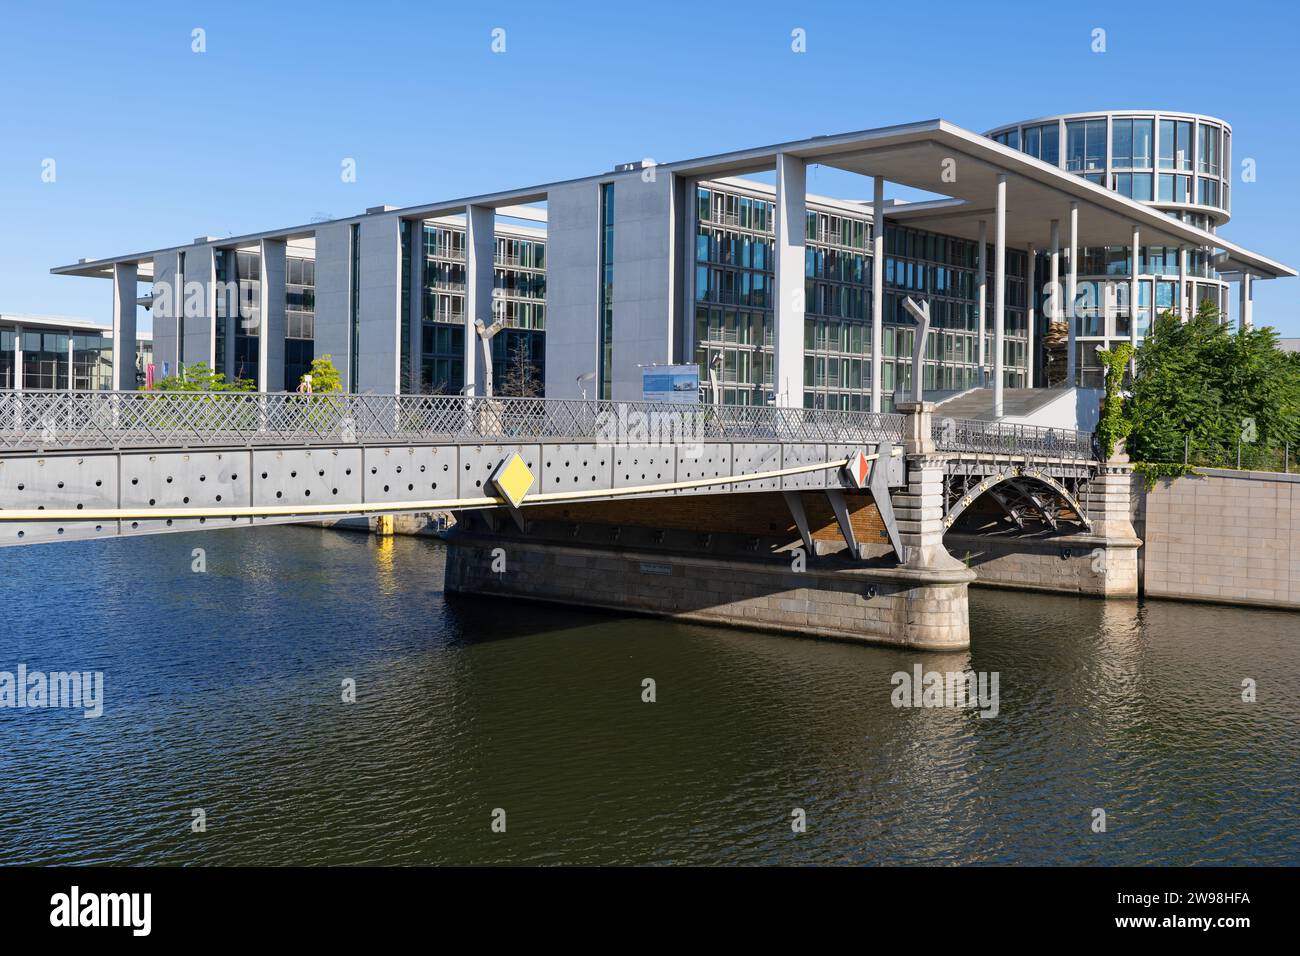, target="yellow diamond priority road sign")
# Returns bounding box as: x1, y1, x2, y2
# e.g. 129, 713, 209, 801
491, 453, 535, 508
